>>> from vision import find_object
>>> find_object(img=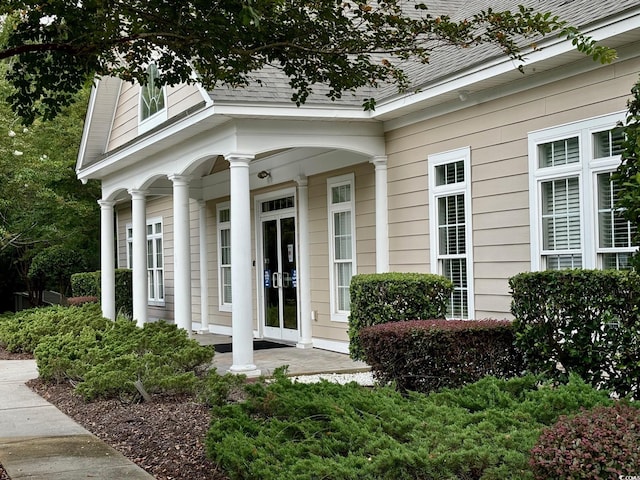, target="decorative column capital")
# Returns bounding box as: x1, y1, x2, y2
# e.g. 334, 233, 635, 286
225, 153, 255, 167
370, 156, 388, 169
295, 175, 308, 187
128, 189, 148, 199
168, 174, 192, 186
97, 199, 115, 209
